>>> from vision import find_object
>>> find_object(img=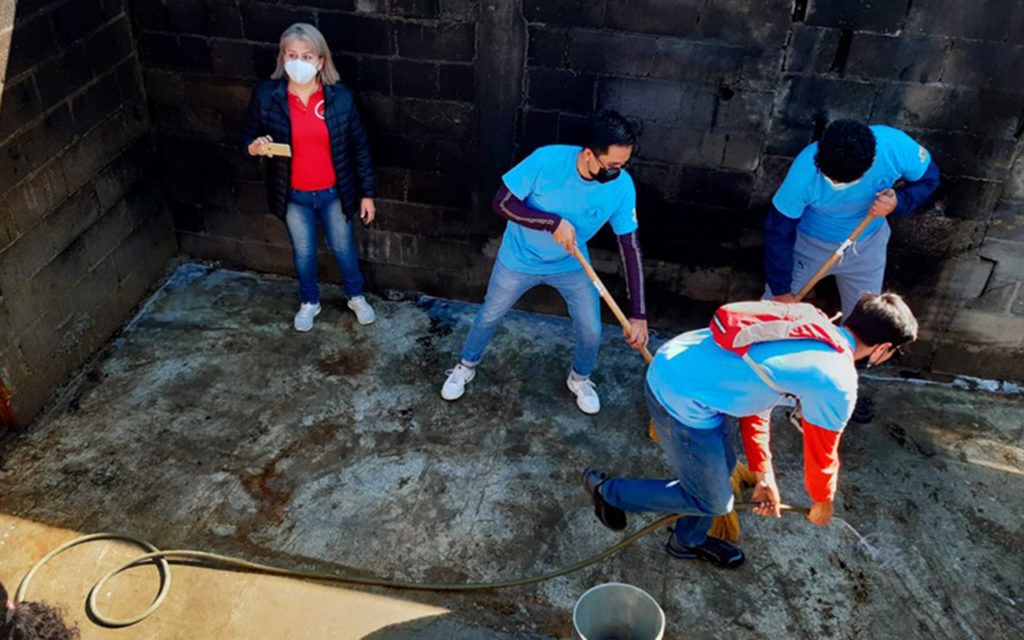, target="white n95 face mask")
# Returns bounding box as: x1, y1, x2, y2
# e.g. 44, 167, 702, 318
284, 59, 318, 84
